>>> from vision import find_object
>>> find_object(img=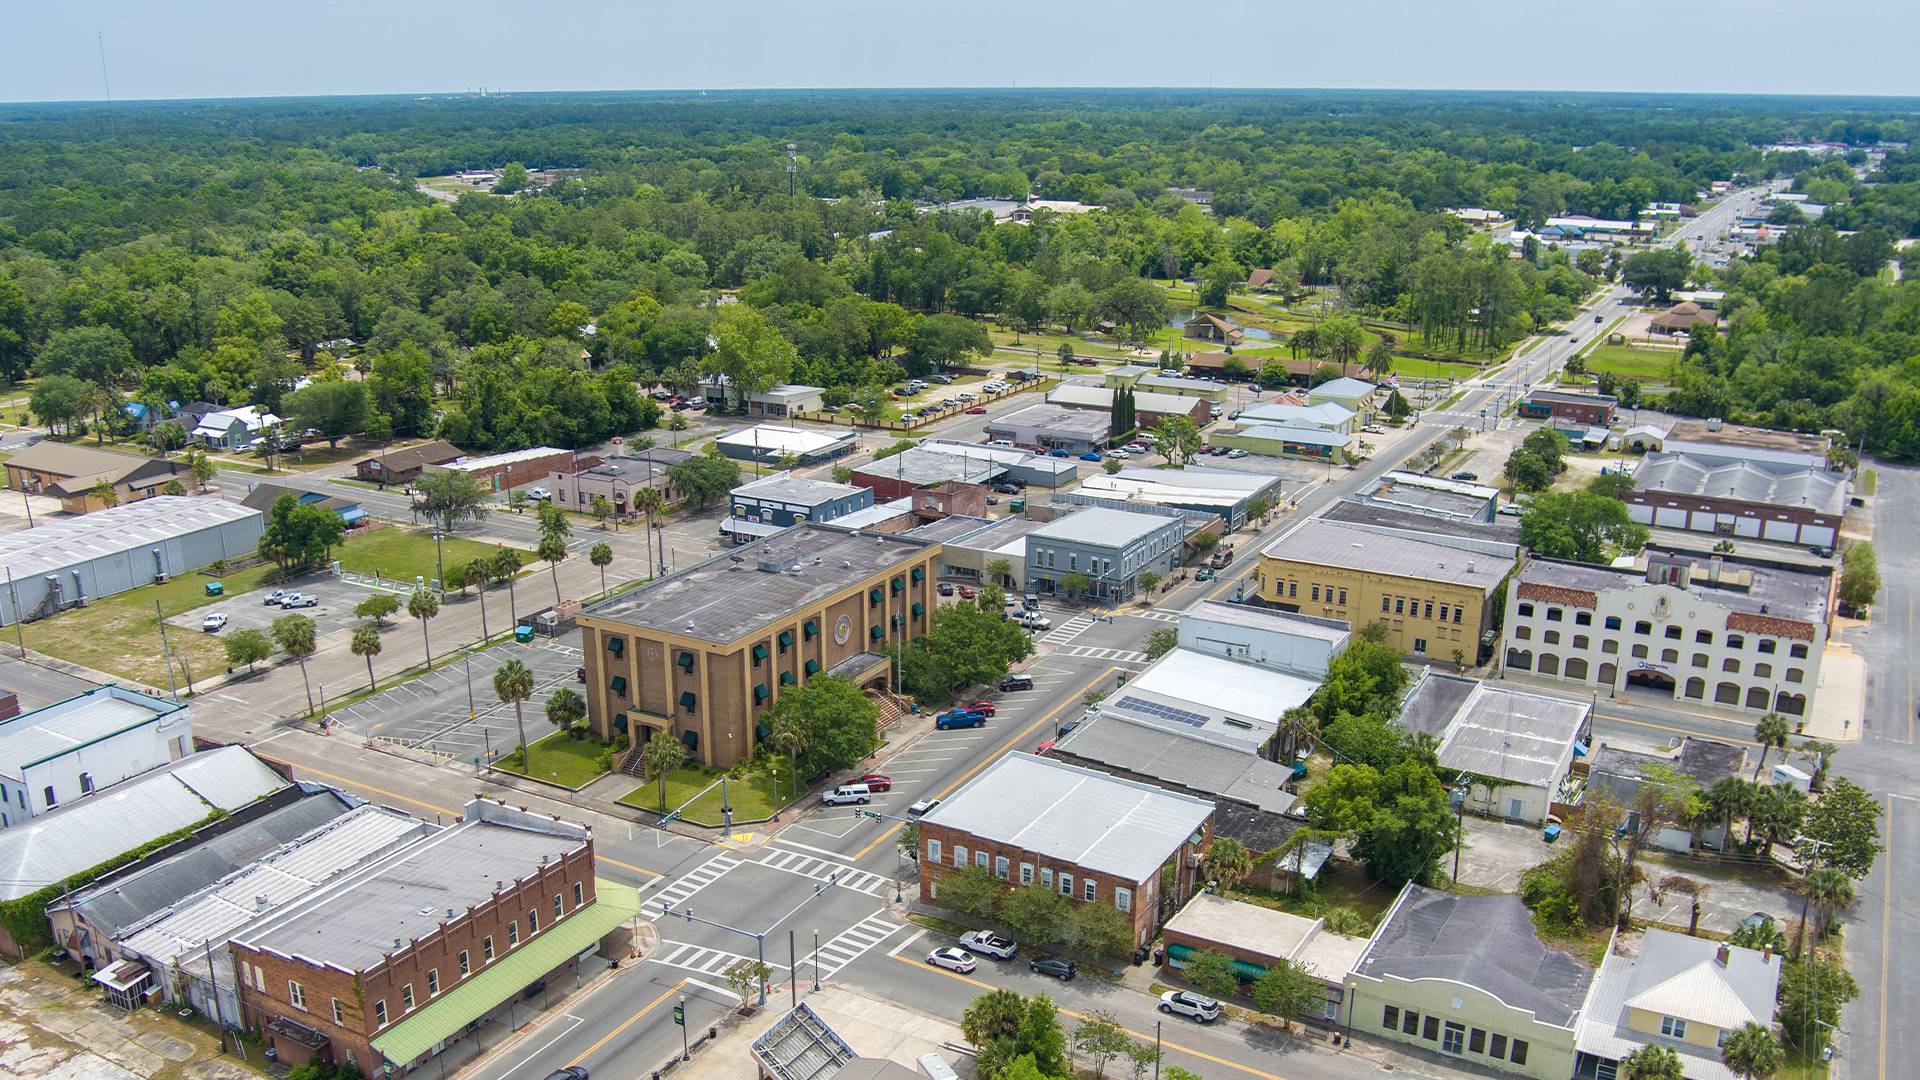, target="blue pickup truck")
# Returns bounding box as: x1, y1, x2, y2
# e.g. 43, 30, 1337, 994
935, 709, 987, 730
